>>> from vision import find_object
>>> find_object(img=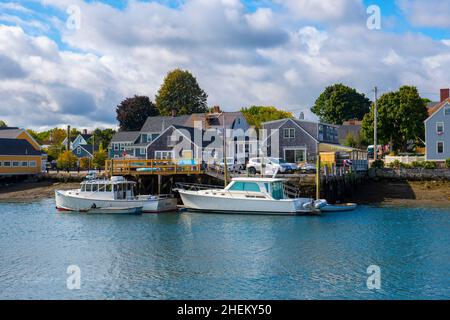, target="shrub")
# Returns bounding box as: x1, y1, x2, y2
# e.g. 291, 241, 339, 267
79, 157, 91, 170
410, 161, 424, 168
446, 158, 450, 169
371, 160, 384, 169
388, 160, 412, 169
422, 161, 437, 169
